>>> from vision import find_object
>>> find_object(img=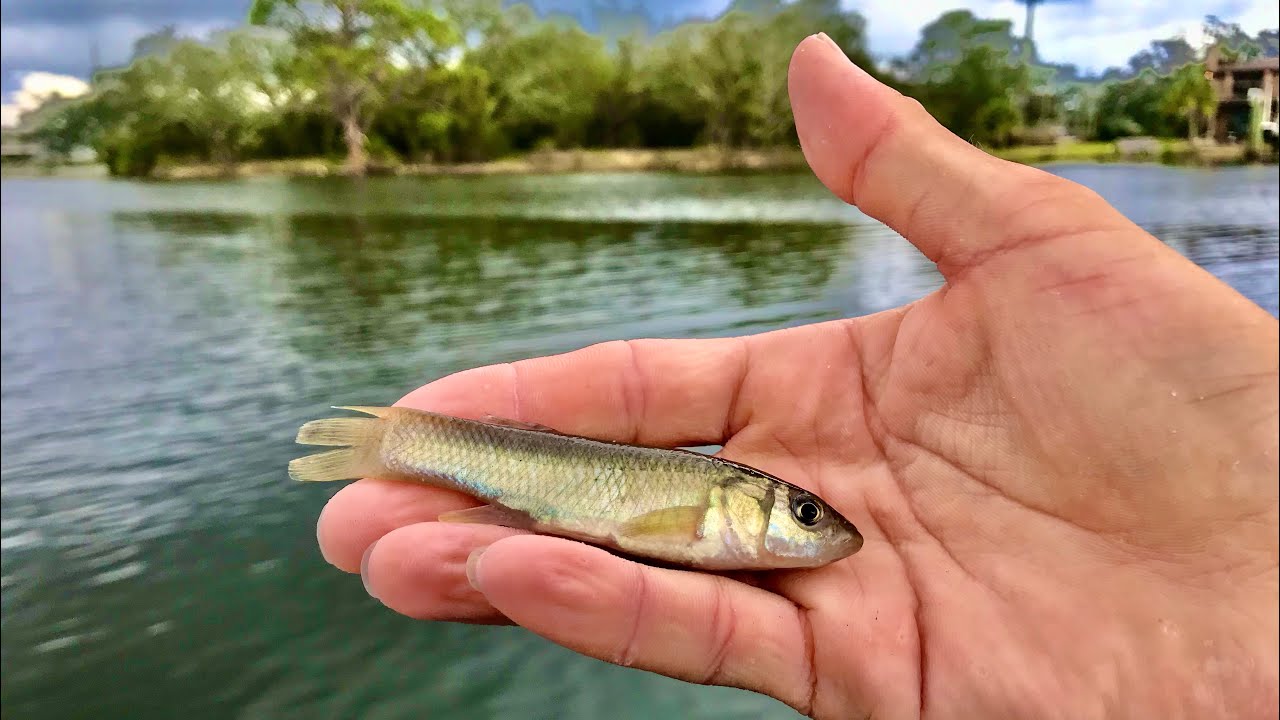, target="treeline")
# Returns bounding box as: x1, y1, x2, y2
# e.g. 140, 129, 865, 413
21, 0, 1279, 177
